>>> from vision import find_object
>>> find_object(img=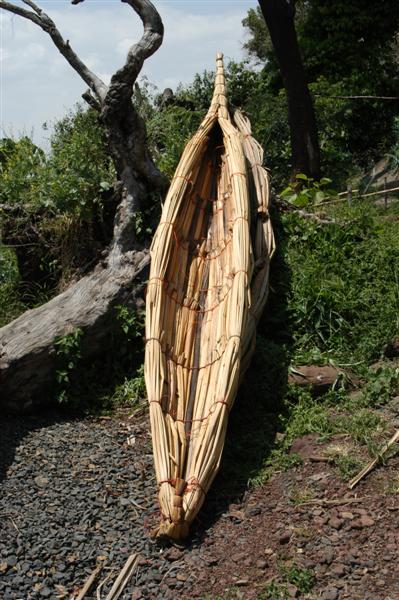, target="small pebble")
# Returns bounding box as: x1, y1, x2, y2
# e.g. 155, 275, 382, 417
278, 530, 292, 544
